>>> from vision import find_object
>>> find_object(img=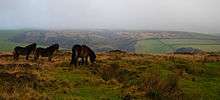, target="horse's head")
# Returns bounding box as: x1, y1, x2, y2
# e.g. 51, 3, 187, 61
88, 48, 96, 63
90, 56, 96, 63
